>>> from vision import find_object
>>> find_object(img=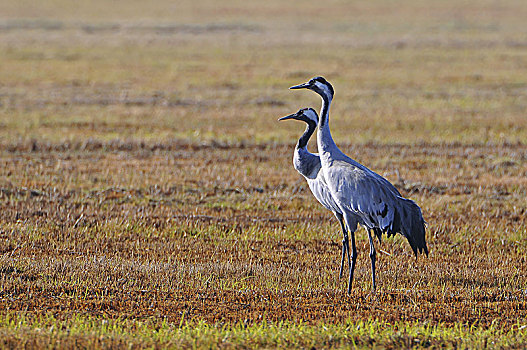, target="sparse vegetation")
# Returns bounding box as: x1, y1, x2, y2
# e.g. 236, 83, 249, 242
1, 0, 526, 348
